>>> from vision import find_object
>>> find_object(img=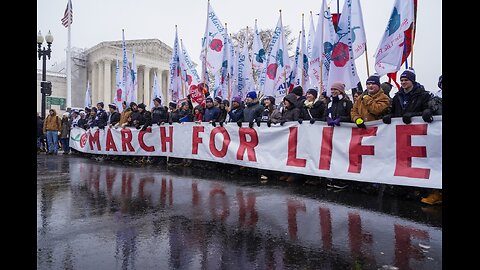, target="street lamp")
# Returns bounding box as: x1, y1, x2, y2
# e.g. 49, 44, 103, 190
37, 30, 53, 119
